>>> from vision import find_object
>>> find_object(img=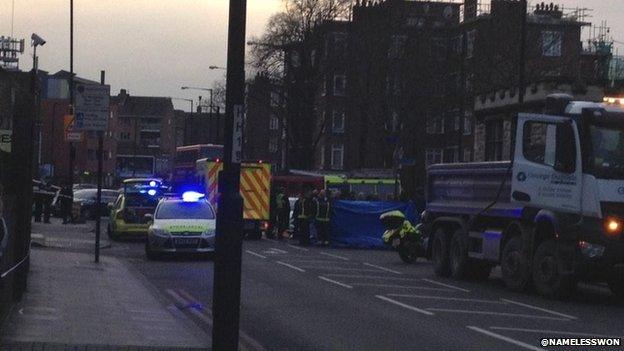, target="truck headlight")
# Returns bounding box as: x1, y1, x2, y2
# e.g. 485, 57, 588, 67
605, 217, 622, 238
578, 241, 605, 258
